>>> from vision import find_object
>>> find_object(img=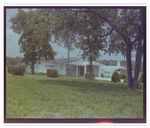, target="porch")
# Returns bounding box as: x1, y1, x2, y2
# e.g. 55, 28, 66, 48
65, 59, 103, 78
